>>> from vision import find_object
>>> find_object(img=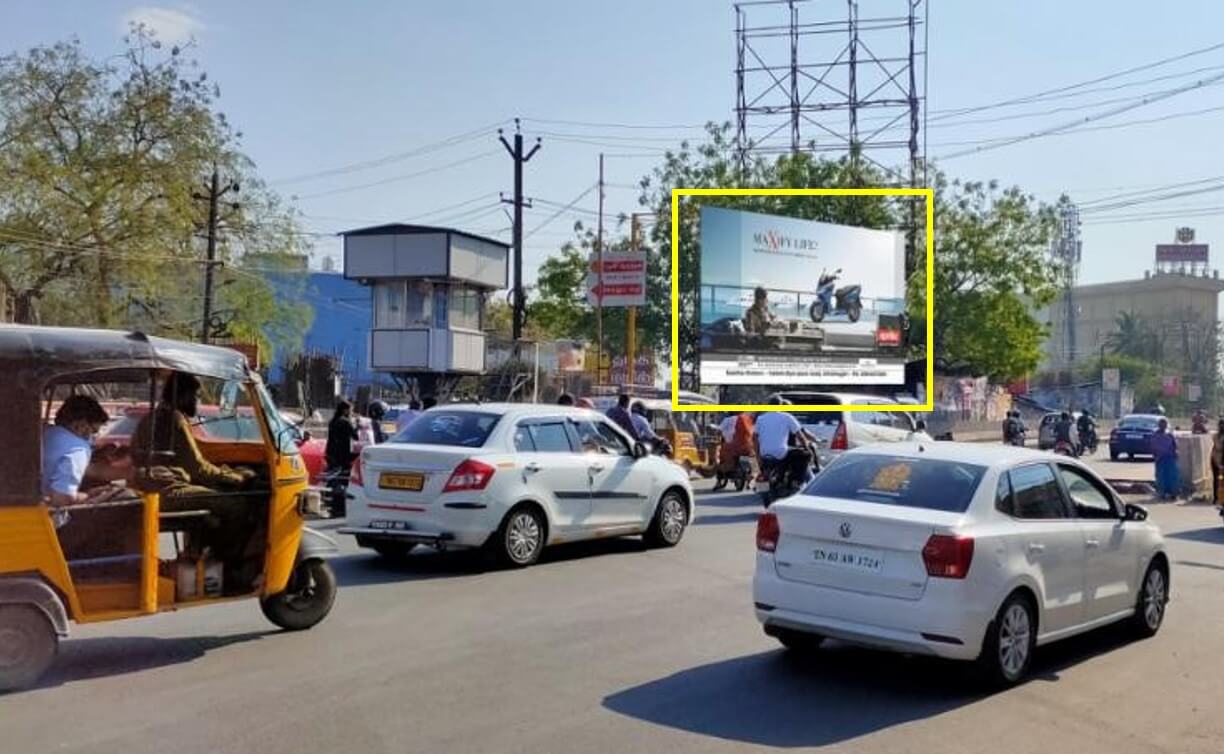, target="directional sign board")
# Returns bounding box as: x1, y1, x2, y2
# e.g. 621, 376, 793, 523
587, 251, 647, 307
